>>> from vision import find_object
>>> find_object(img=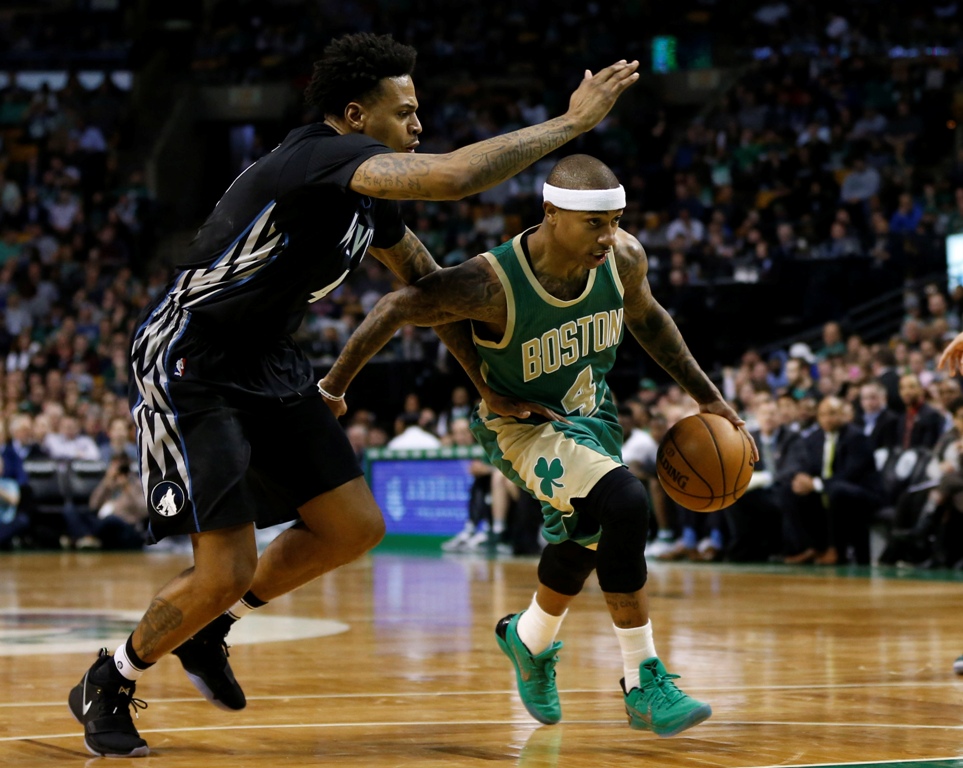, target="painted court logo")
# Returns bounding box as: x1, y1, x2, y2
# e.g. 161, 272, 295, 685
150, 481, 186, 517
0, 609, 349, 656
